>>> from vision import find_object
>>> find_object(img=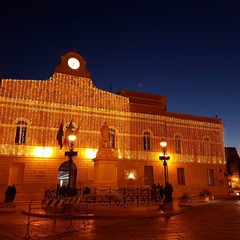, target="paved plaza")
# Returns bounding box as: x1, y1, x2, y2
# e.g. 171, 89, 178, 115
0, 198, 240, 239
